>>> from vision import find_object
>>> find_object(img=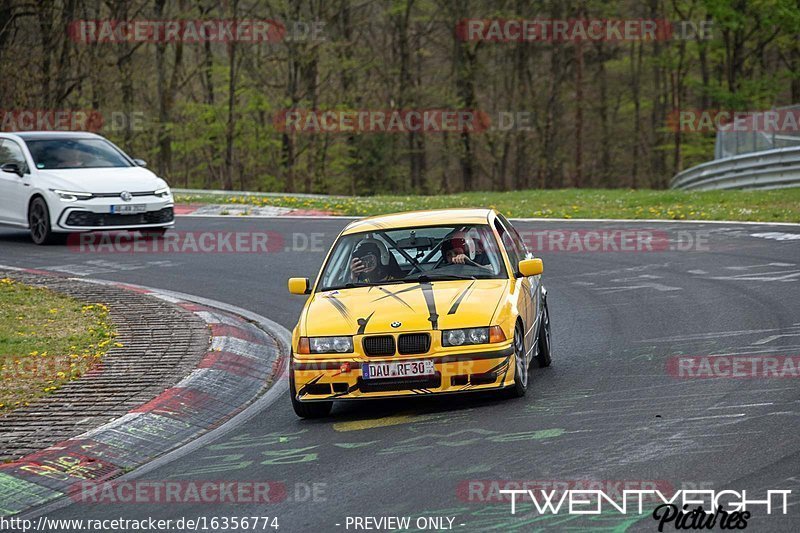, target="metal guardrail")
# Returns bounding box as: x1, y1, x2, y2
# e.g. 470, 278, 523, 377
671, 146, 800, 190
171, 187, 336, 199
